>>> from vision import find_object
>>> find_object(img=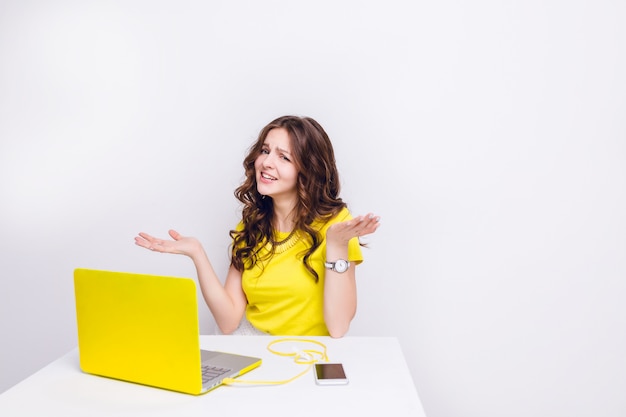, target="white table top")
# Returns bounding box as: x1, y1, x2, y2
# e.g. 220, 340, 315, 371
0, 335, 426, 417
